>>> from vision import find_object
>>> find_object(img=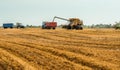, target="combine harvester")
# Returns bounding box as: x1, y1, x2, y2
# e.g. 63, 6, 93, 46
53, 16, 83, 30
